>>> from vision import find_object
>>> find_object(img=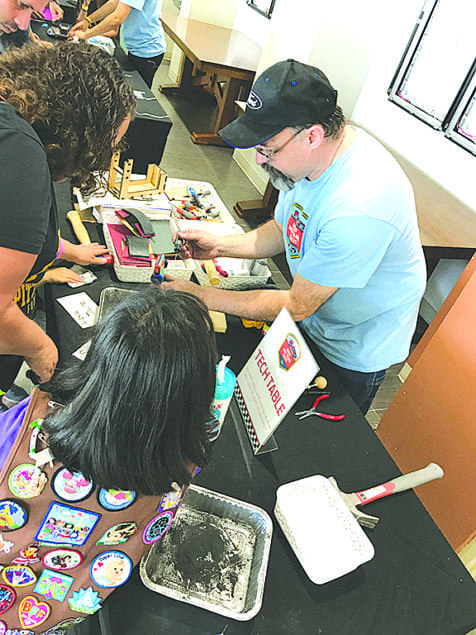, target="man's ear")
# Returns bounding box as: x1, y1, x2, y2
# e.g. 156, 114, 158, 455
306, 124, 326, 148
